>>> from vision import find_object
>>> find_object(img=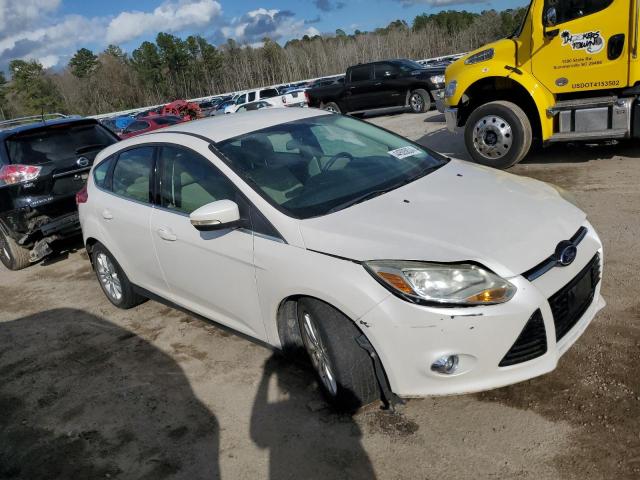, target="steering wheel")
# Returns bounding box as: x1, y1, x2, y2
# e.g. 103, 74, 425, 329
322, 152, 354, 172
